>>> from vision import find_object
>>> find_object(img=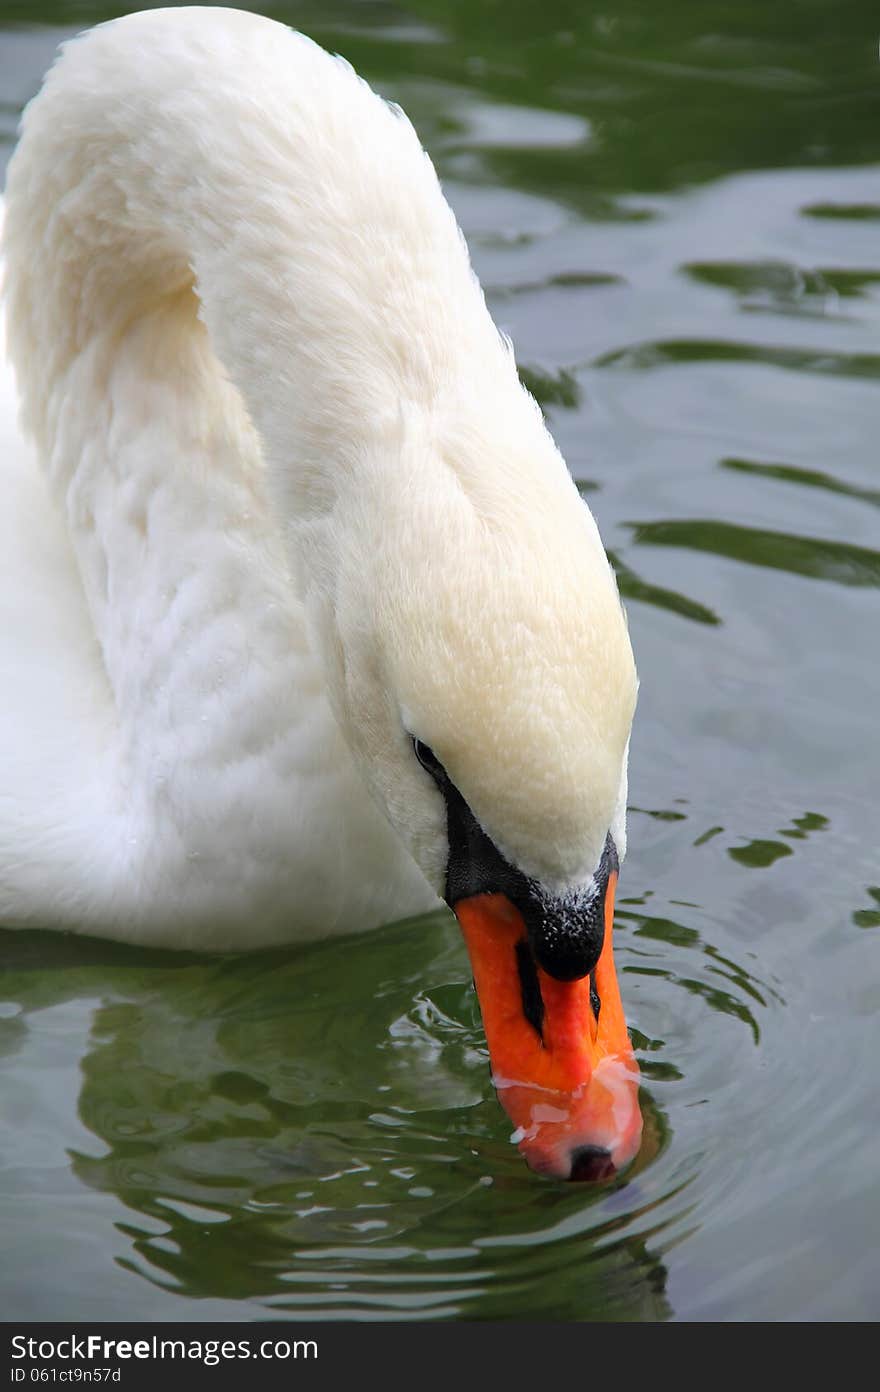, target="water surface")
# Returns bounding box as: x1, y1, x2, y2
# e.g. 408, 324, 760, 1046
1, 0, 878, 1322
